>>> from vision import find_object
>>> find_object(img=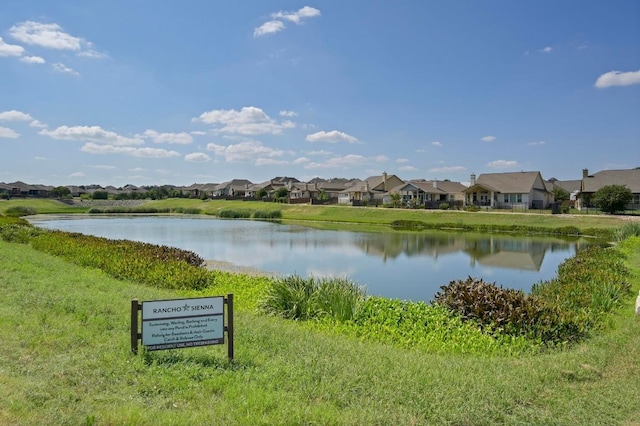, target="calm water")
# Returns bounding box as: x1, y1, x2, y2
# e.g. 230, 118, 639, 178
28, 215, 593, 302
